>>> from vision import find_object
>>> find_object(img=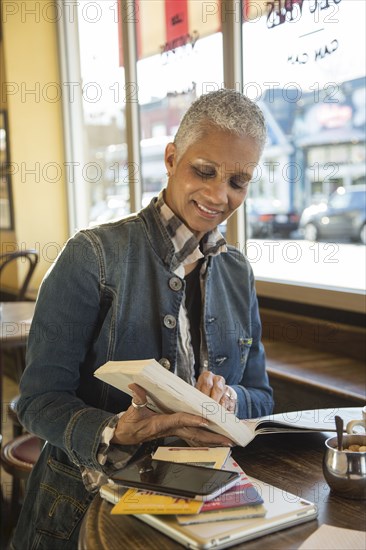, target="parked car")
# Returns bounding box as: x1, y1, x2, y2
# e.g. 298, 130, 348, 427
246, 198, 300, 238
299, 185, 366, 244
